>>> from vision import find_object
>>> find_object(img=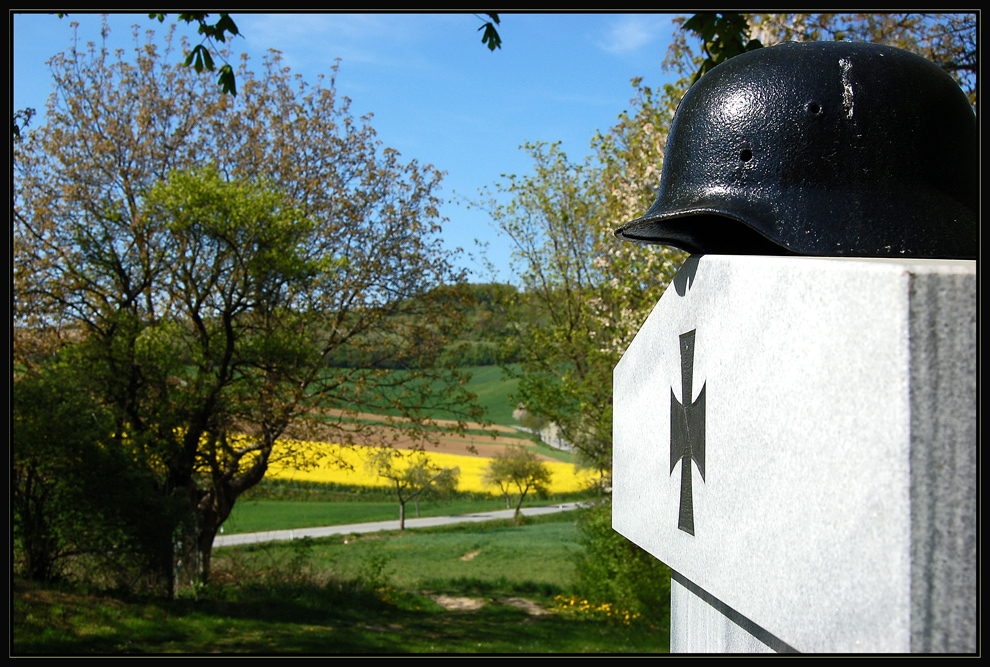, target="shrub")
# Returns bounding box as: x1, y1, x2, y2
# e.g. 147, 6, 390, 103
12, 357, 185, 589
573, 499, 671, 626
